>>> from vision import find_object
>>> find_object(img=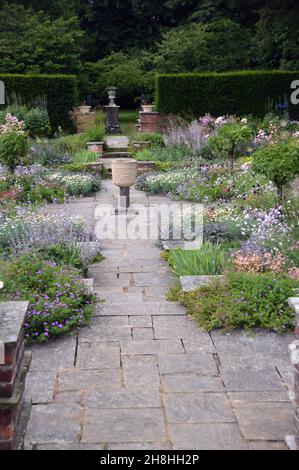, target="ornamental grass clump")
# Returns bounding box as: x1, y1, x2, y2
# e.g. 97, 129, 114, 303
168, 242, 226, 276
0, 254, 95, 344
